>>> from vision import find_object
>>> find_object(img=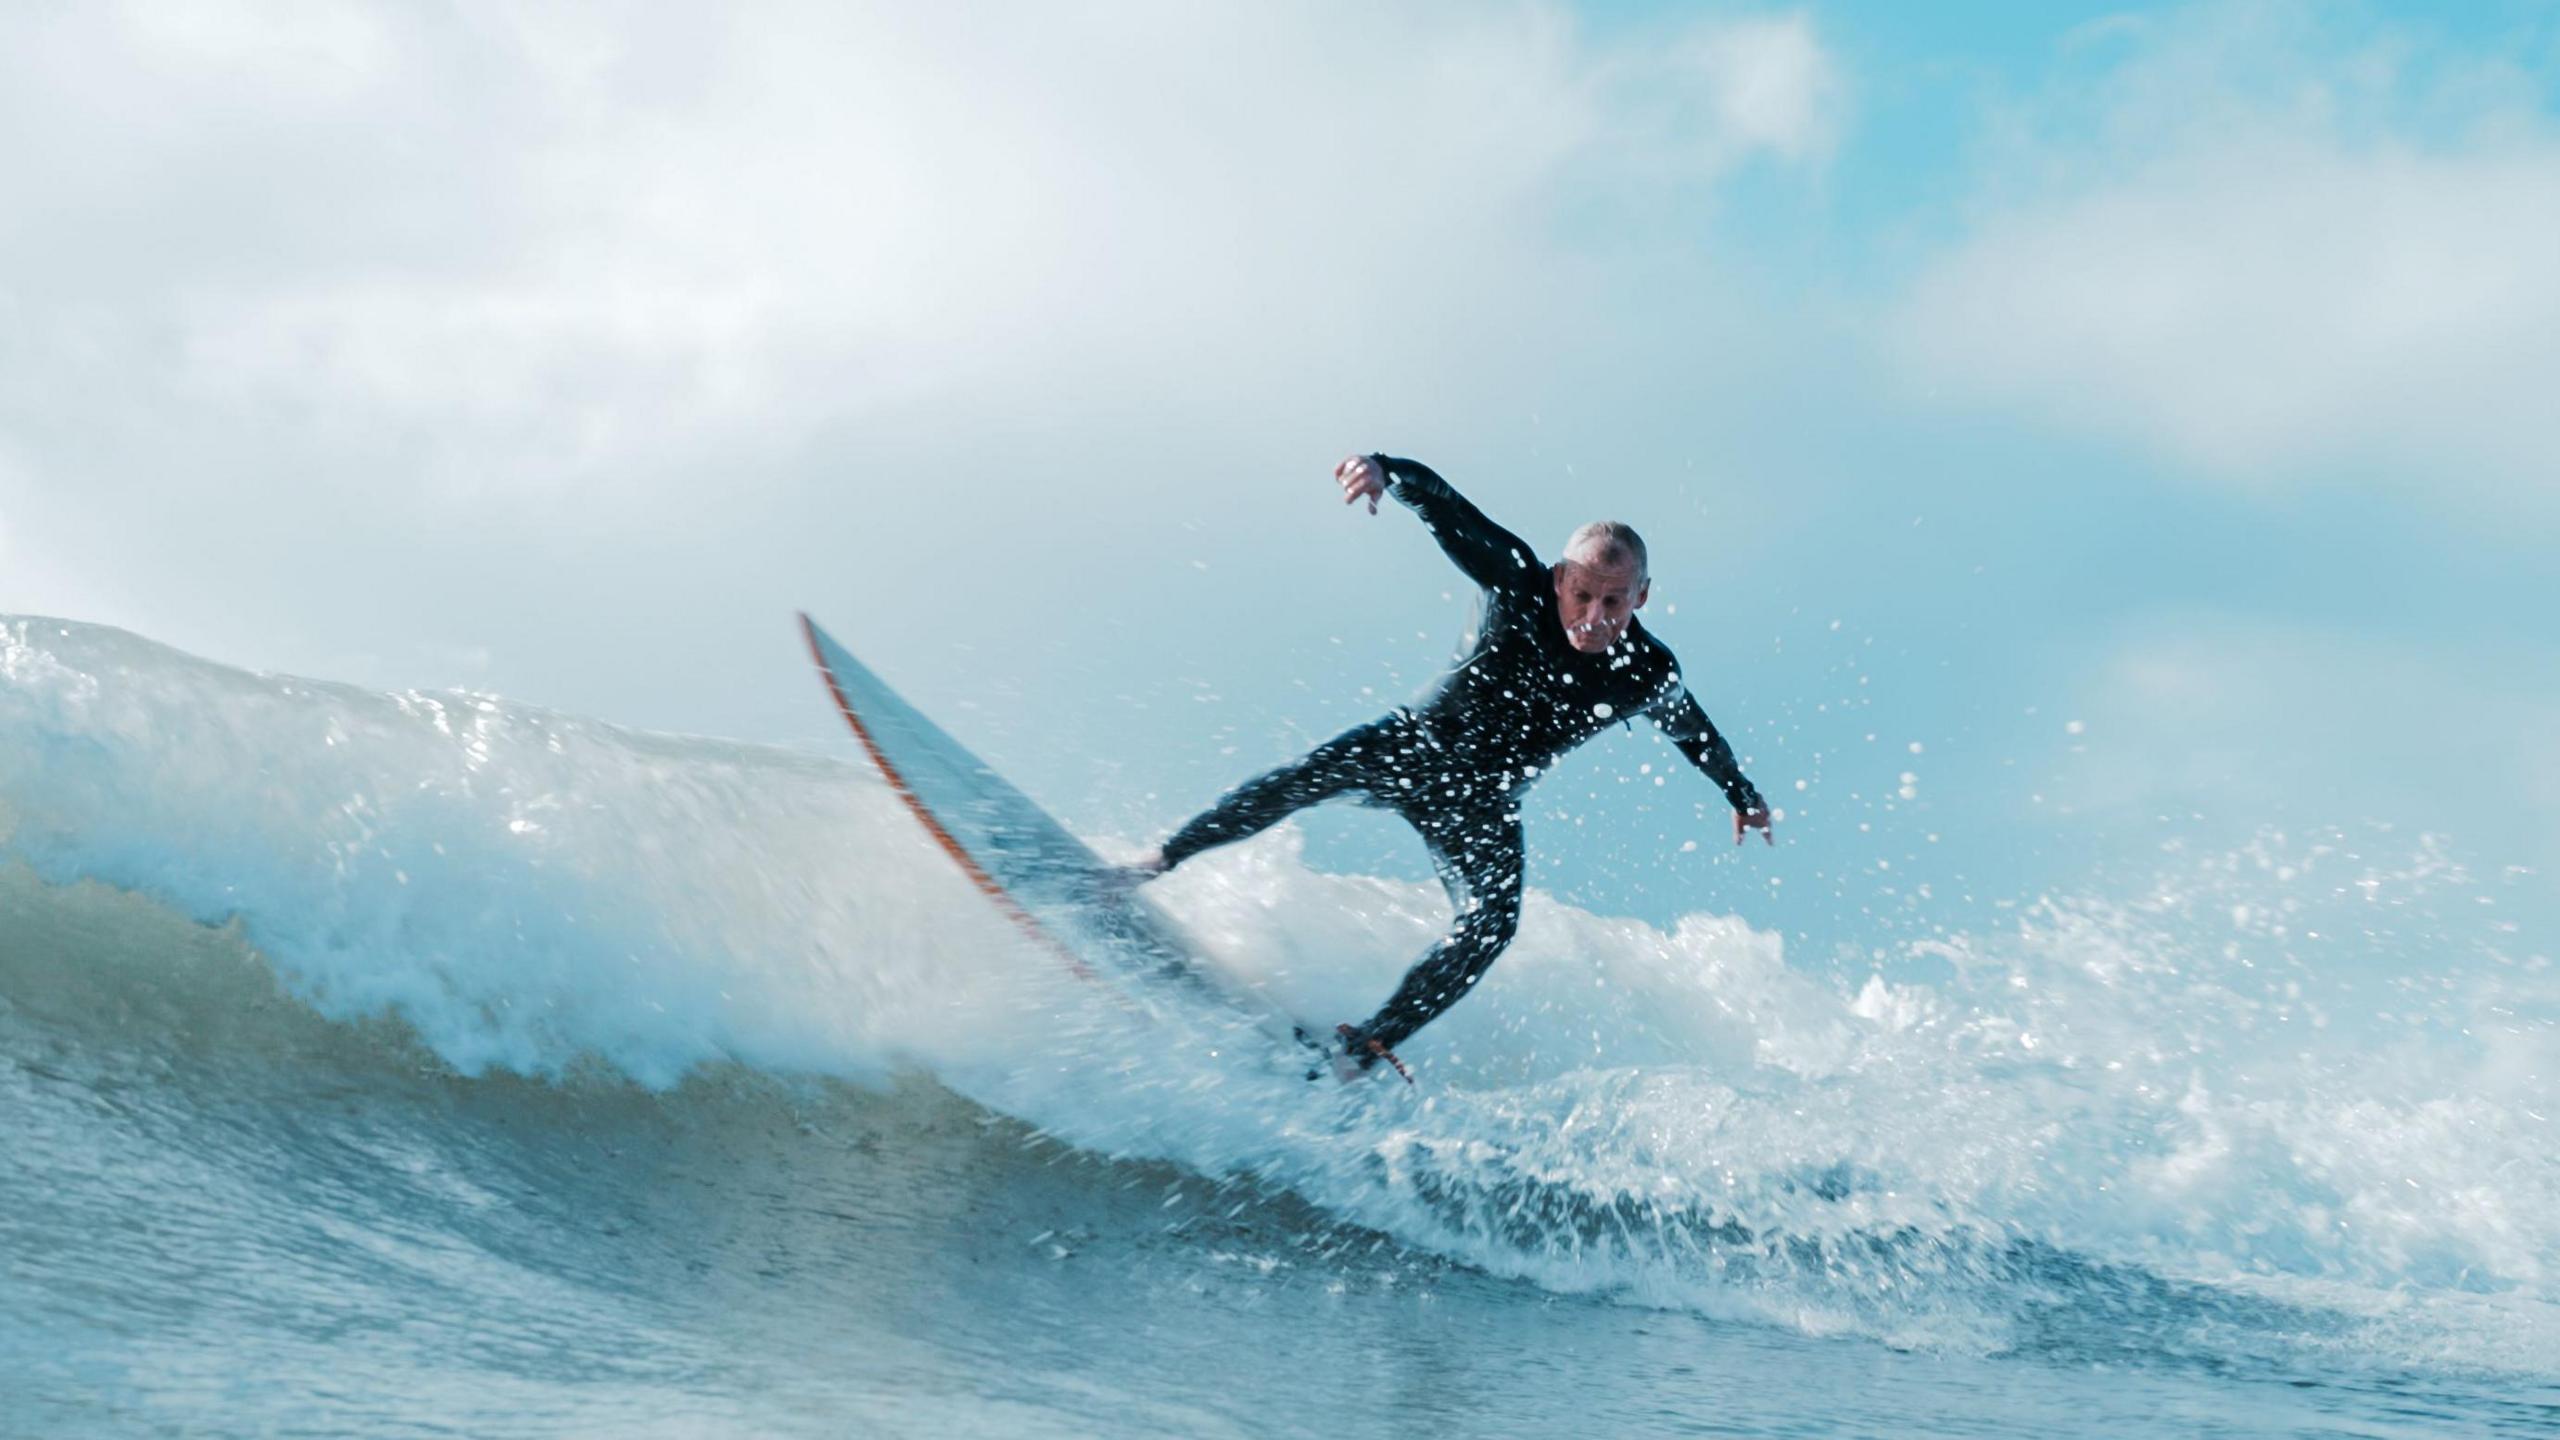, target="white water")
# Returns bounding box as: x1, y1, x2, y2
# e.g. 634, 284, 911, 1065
4, 616, 2555, 1434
